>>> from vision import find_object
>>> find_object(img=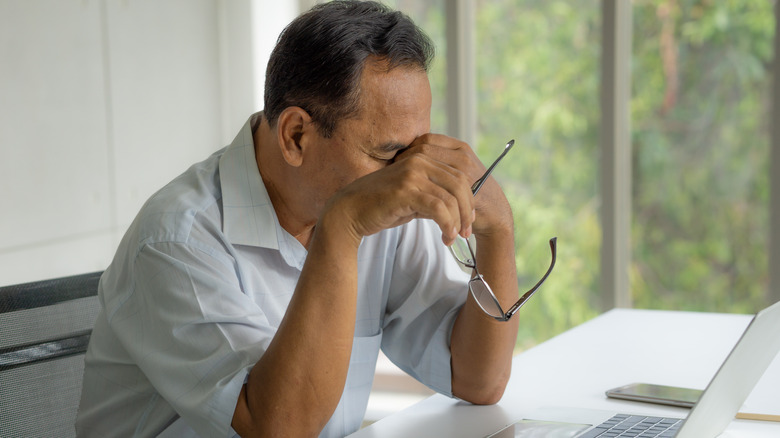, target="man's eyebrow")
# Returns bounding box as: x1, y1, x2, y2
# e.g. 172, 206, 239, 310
377, 141, 409, 154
